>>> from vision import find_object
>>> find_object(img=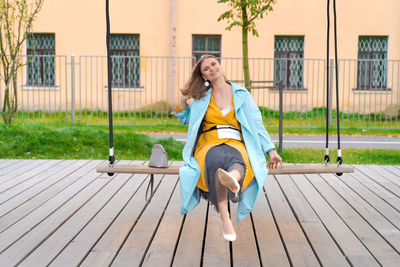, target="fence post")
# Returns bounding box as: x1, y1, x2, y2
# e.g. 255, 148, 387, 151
328, 57, 334, 127
278, 81, 283, 153
71, 54, 75, 123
